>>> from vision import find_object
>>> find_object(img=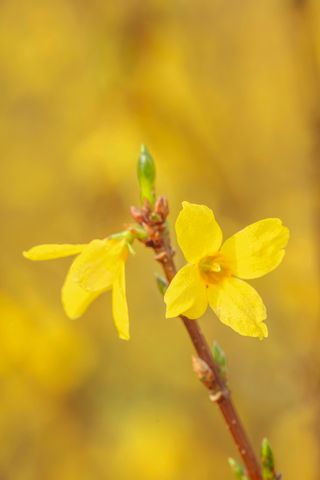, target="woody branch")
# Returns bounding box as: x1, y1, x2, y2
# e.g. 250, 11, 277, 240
130, 196, 263, 480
